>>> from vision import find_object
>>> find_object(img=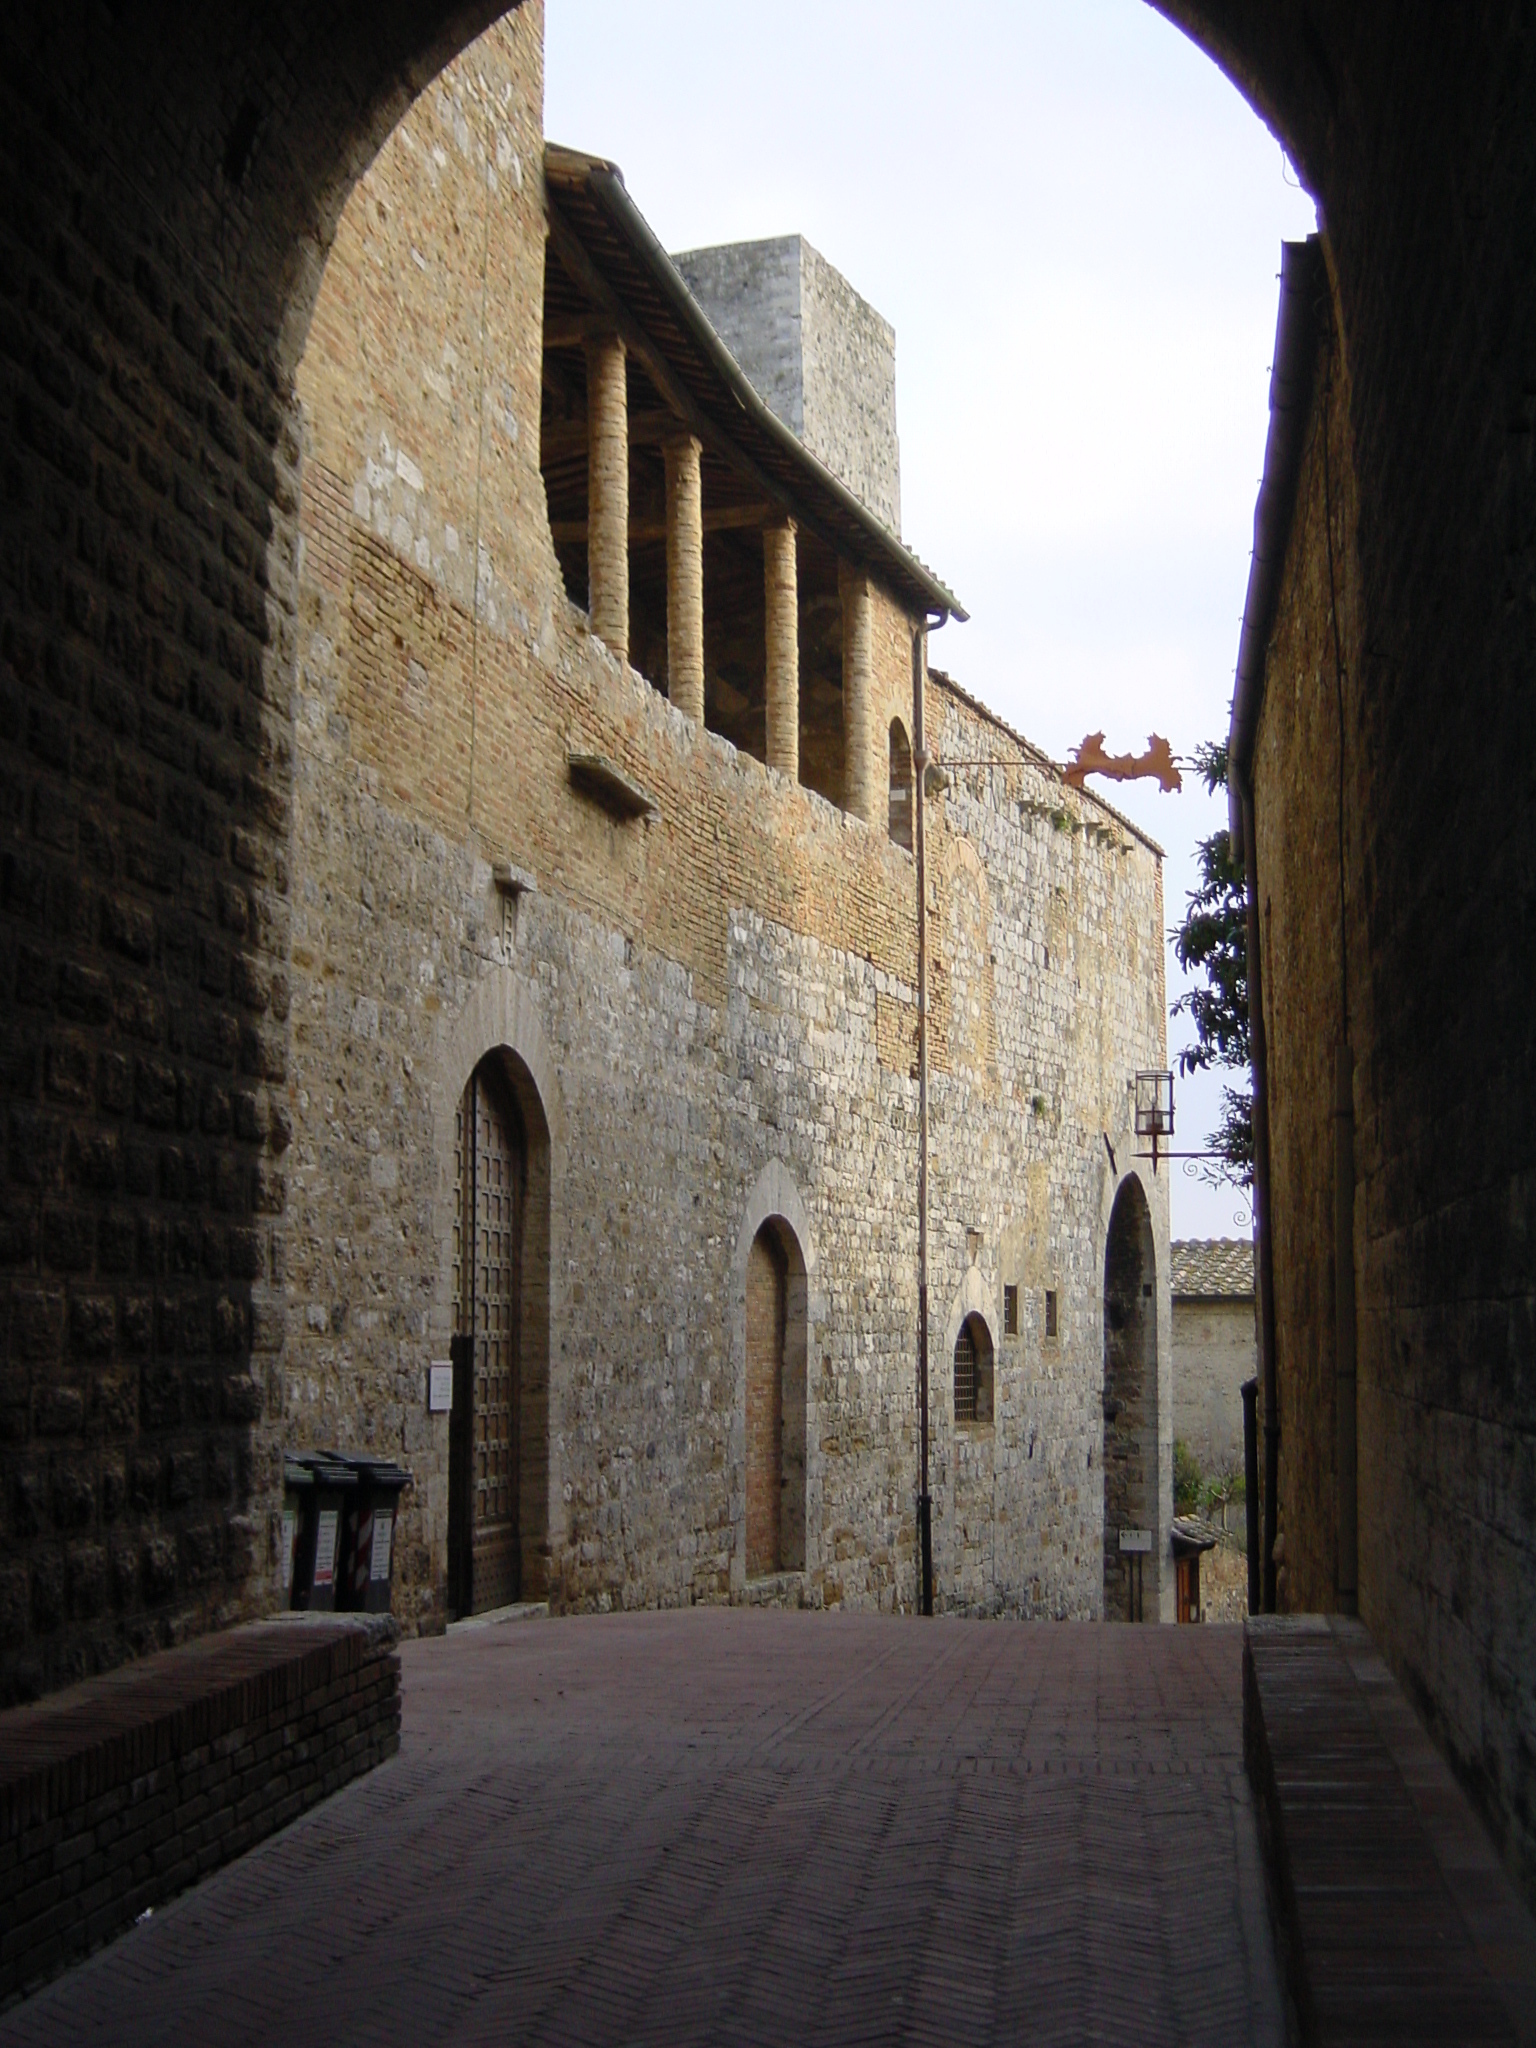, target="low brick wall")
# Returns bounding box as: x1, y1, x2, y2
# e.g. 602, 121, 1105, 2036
0, 1614, 400, 2010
